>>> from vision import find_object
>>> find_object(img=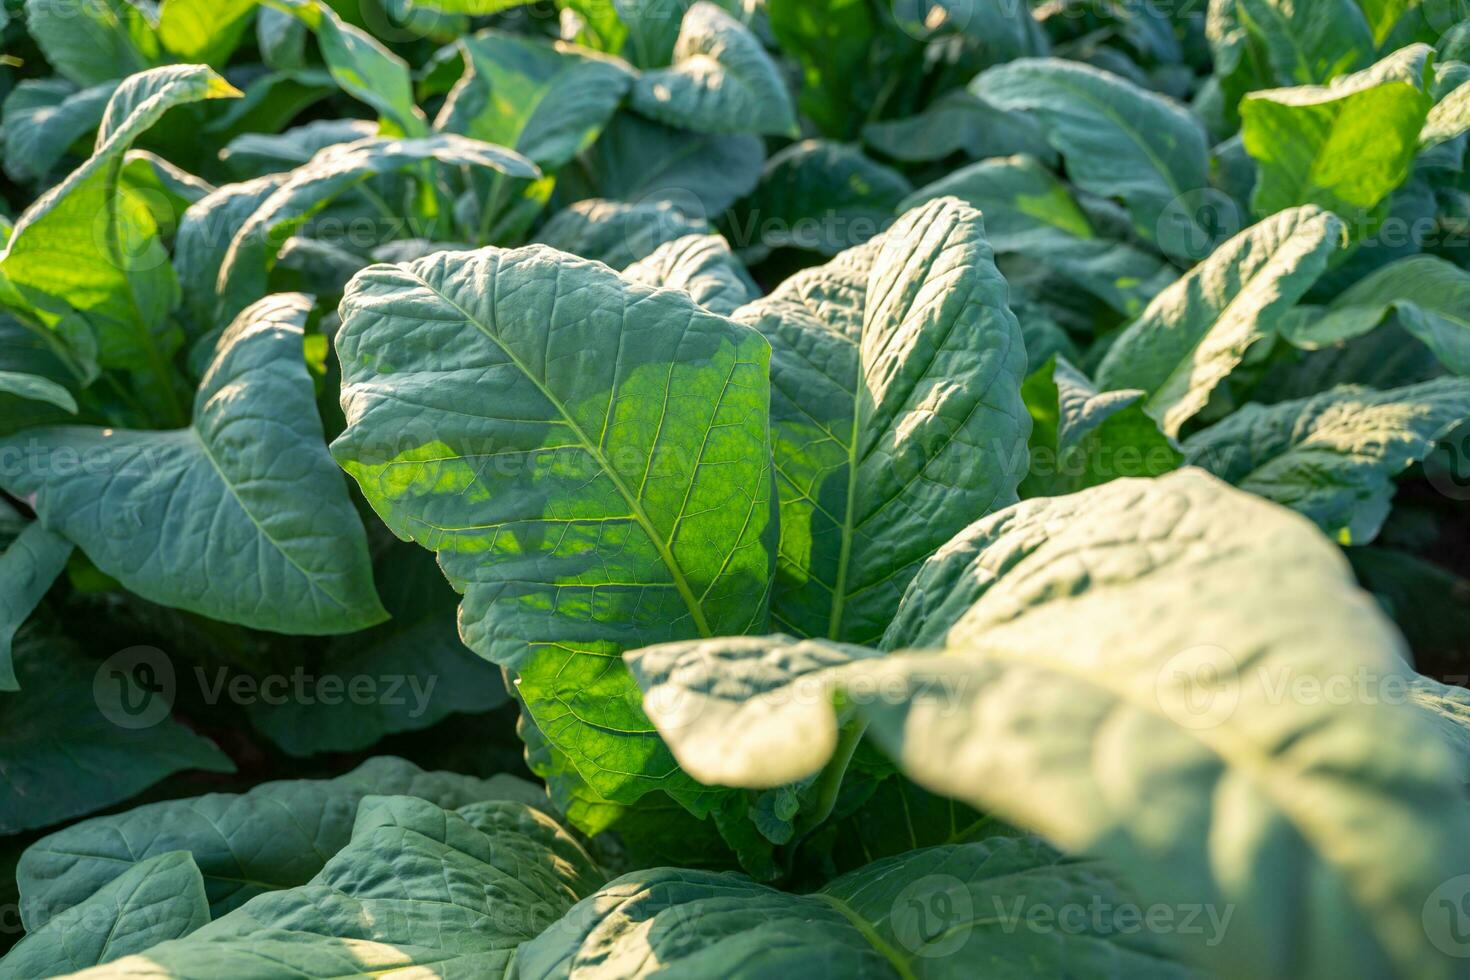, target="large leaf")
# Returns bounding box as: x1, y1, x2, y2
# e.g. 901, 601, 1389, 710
1, 78, 117, 183
0, 852, 208, 979
209, 134, 537, 322
0, 65, 239, 378
331, 244, 776, 810
22, 0, 158, 87
970, 58, 1210, 262
62, 795, 605, 978
435, 29, 634, 169
519, 838, 1195, 978
0, 521, 71, 691
155, 0, 257, 66
630, 2, 797, 137
17, 756, 538, 928
629, 469, 1470, 978
263, 0, 429, 136
0, 294, 387, 634
1207, 0, 1375, 119
1242, 44, 1435, 221
1280, 255, 1470, 374
731, 197, 1030, 643
1096, 206, 1345, 436
902, 155, 1177, 316
0, 637, 234, 835
1184, 378, 1470, 543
